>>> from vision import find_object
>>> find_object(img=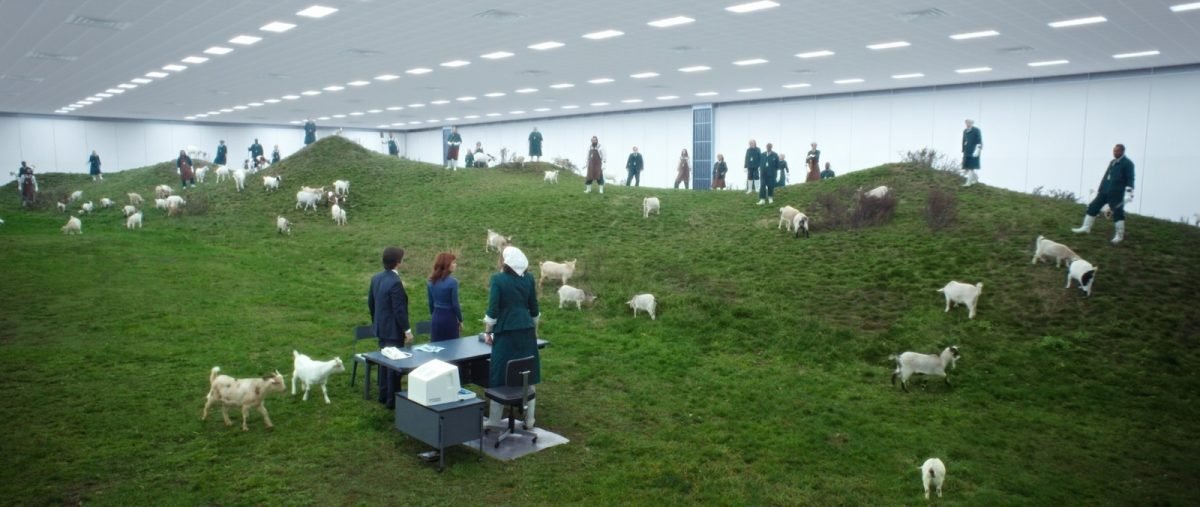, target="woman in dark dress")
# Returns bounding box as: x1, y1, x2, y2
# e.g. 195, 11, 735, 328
88, 151, 102, 181
674, 148, 691, 189
712, 154, 728, 190
482, 246, 541, 429
176, 150, 195, 189
426, 253, 463, 342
